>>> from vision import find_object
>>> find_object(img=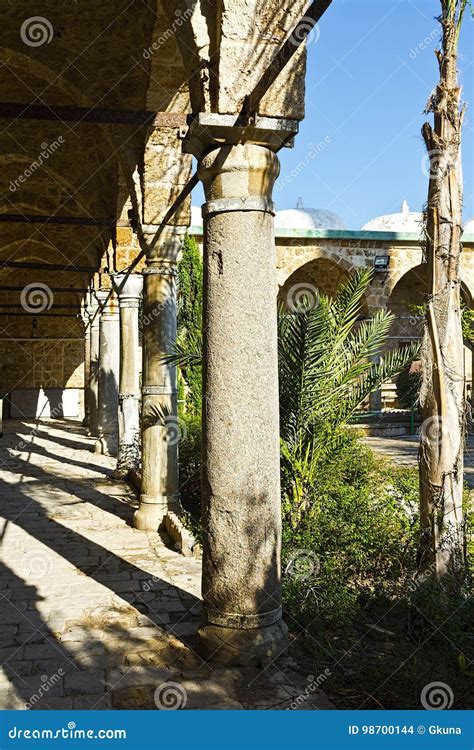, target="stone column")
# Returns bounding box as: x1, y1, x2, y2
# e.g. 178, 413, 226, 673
133, 227, 183, 530
88, 294, 100, 436
112, 273, 143, 477
81, 301, 91, 427
195, 141, 286, 666
95, 289, 120, 456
